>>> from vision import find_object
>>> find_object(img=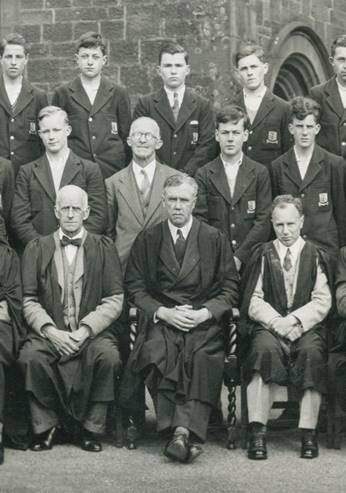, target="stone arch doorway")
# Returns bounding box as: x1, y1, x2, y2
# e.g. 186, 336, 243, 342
267, 23, 332, 101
